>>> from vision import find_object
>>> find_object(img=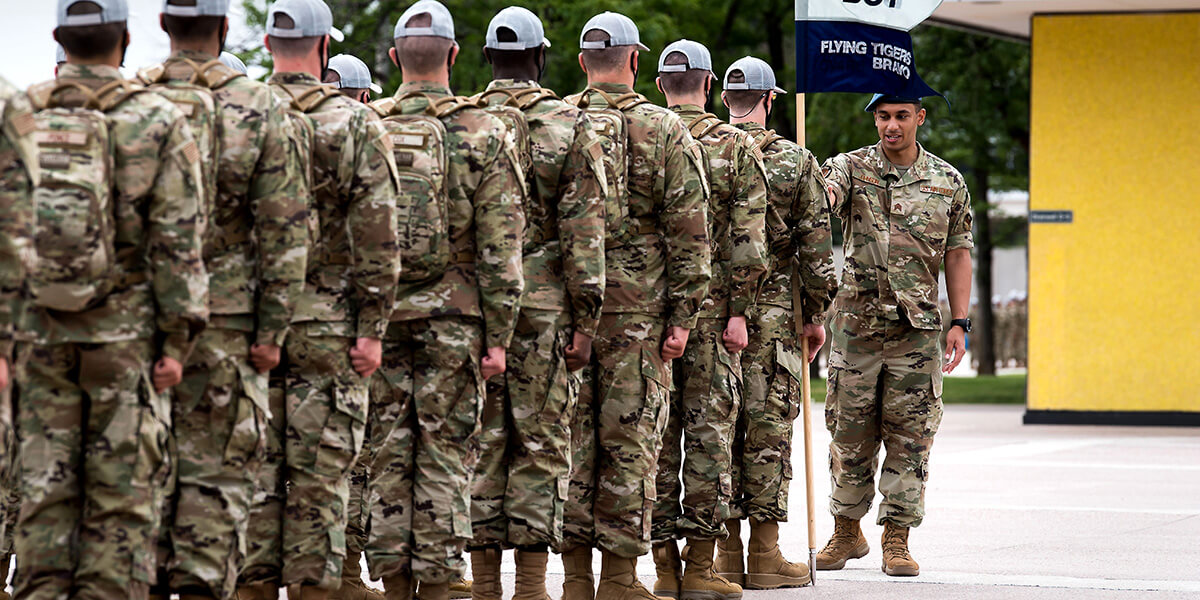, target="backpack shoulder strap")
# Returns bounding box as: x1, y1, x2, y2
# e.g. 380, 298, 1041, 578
686, 112, 723, 140
511, 87, 559, 110
613, 91, 649, 112
473, 88, 520, 108
95, 80, 148, 112
135, 64, 167, 86
368, 97, 396, 118
430, 95, 479, 119
196, 59, 245, 90
288, 84, 341, 114
756, 130, 786, 153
